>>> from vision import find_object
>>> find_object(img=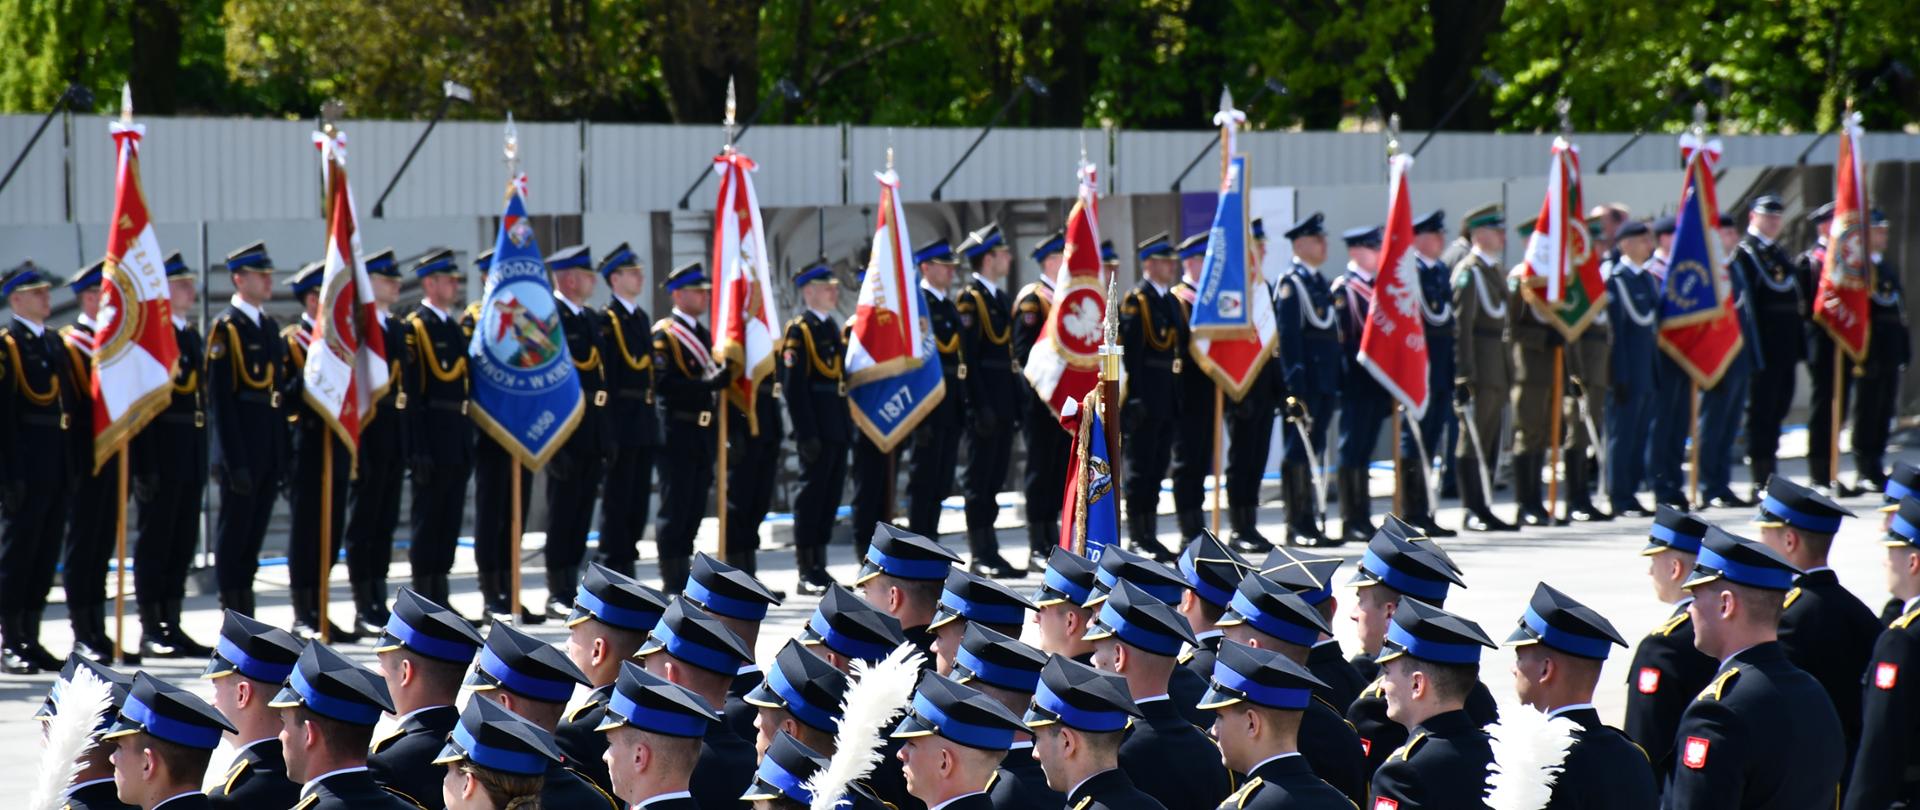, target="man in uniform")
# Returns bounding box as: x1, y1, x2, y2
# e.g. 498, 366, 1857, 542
680, 552, 783, 742
1605, 221, 1660, 517
929, 567, 1037, 675
1401, 211, 1457, 538
1502, 583, 1657, 808
1332, 225, 1388, 544
282, 261, 355, 641
1664, 526, 1844, 807
103, 673, 236, 810
1201, 641, 1353, 810
1696, 210, 1763, 511
1366, 598, 1498, 809
1023, 655, 1163, 810
1727, 196, 1803, 499
595, 243, 662, 579
205, 243, 287, 620
723, 321, 784, 583
1845, 496, 1920, 809
1259, 548, 1368, 707
801, 583, 907, 672
1030, 548, 1099, 664
636, 599, 757, 810
1622, 507, 1718, 780
597, 661, 719, 810
1757, 476, 1878, 774
908, 237, 969, 542
955, 223, 1021, 577
202, 611, 303, 808
466, 621, 619, 808
367, 588, 485, 807
1014, 230, 1067, 571
34, 655, 134, 809
856, 524, 962, 661
781, 259, 849, 595
1853, 209, 1909, 489
1086, 580, 1231, 810
343, 248, 406, 638
890, 673, 1028, 810
544, 244, 609, 617
1448, 206, 1515, 532
1174, 532, 1250, 684
743, 638, 848, 758
1276, 215, 1340, 547
131, 252, 212, 660
946, 625, 1058, 810
59, 261, 124, 663
1224, 221, 1282, 554
1506, 217, 1561, 527
1646, 216, 1695, 509
1169, 231, 1216, 545
1119, 233, 1185, 562
556, 562, 668, 795
269, 643, 418, 808
652, 262, 730, 593
1563, 218, 1613, 523
1802, 203, 1856, 494
401, 248, 478, 619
